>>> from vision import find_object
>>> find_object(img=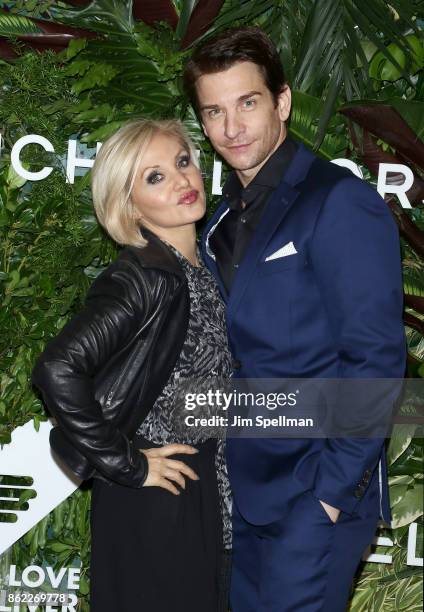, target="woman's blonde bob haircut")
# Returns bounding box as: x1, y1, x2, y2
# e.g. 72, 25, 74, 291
91, 118, 200, 247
